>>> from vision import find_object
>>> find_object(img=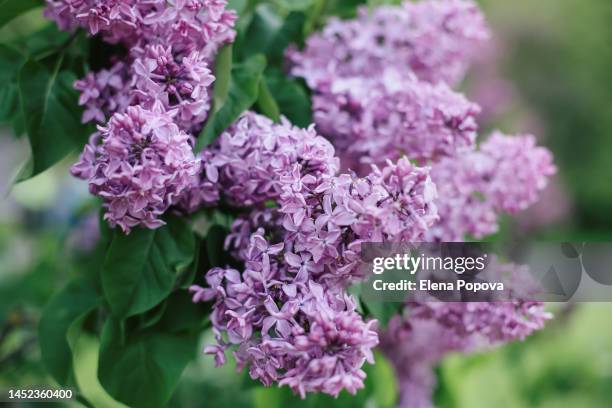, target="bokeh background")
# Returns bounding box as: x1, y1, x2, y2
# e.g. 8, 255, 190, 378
1, 0, 612, 407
